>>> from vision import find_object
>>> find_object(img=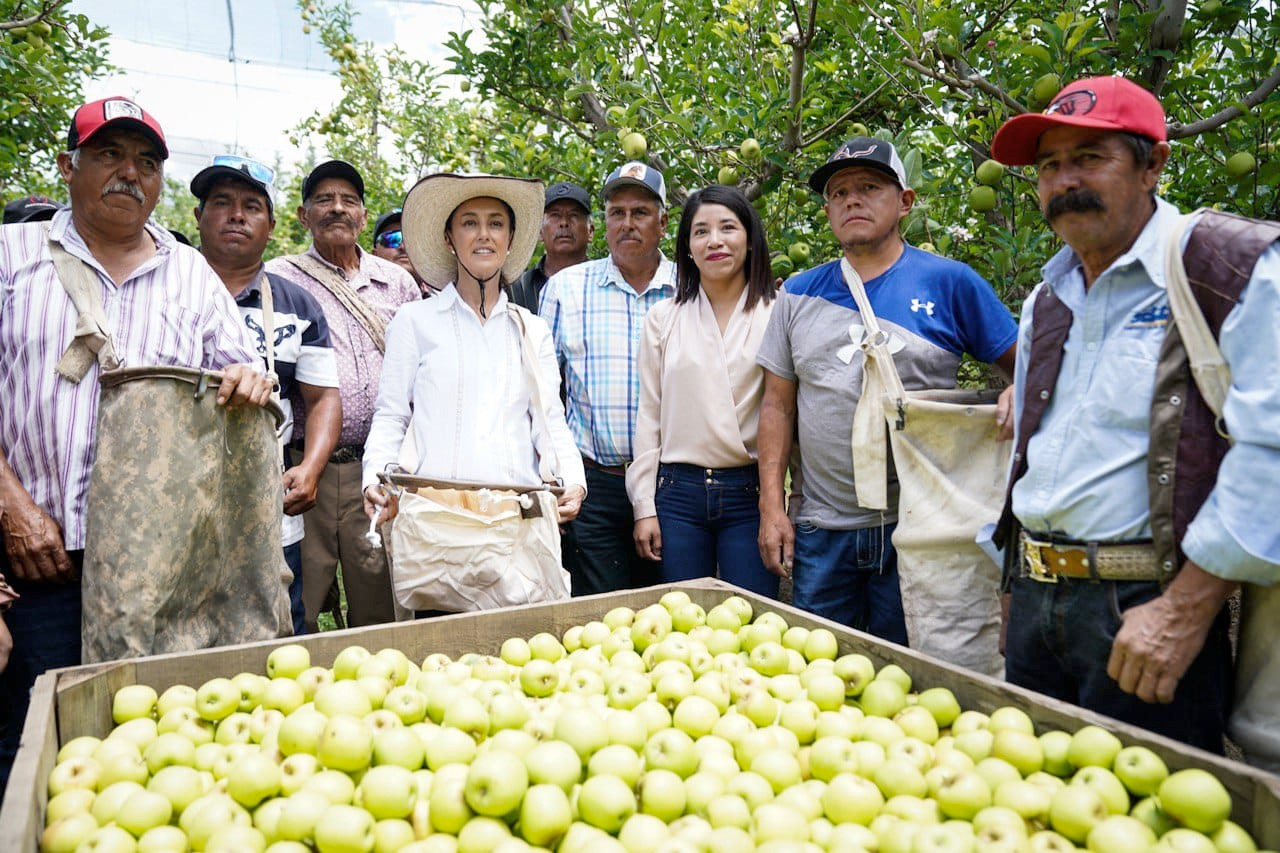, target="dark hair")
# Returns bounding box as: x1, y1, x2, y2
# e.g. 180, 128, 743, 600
674, 185, 774, 310
1117, 132, 1156, 167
